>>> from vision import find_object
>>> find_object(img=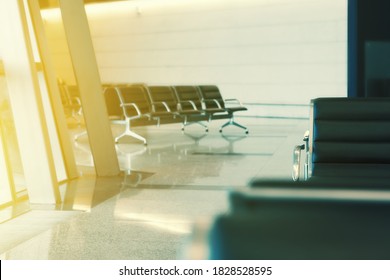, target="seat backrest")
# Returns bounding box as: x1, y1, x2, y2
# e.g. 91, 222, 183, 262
146, 86, 178, 112
311, 97, 390, 178
209, 195, 390, 259
173, 85, 203, 111
65, 85, 81, 100
104, 86, 123, 118
58, 83, 70, 106
197, 85, 225, 109
115, 85, 151, 117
